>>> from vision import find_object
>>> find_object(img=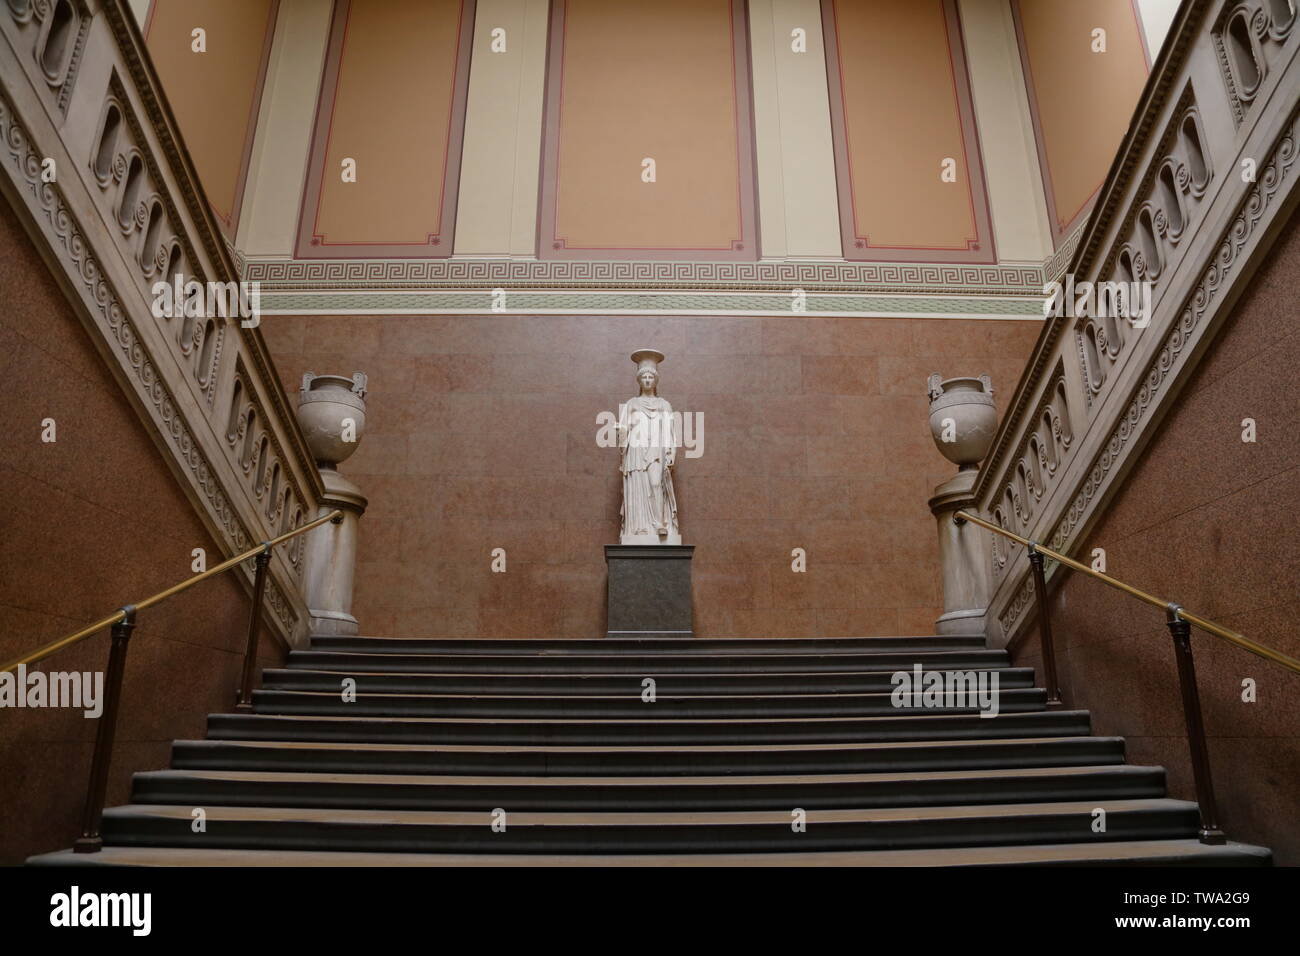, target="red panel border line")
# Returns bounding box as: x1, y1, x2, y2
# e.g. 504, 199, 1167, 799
535, 0, 761, 261
293, 0, 476, 259
820, 0, 996, 264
